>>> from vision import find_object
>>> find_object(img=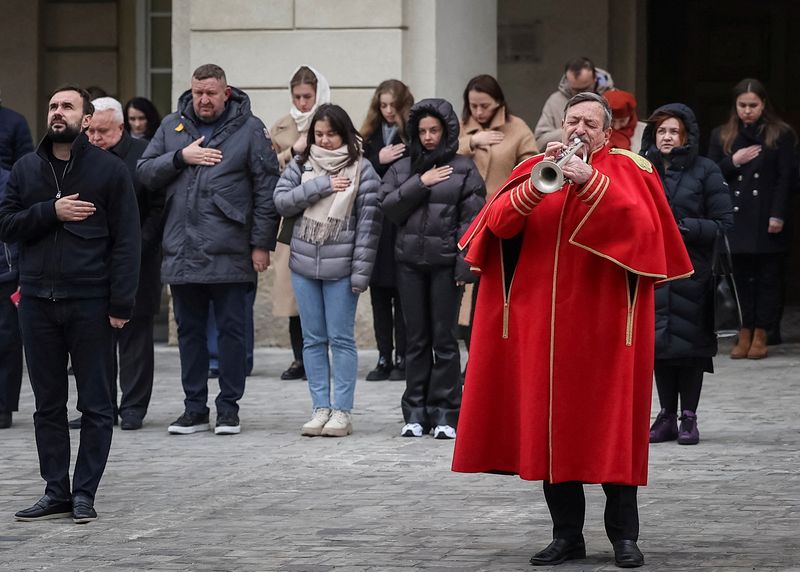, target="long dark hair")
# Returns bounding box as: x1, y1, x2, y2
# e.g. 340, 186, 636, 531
298, 104, 361, 168
461, 74, 508, 124
123, 97, 162, 140
361, 79, 414, 141
719, 78, 793, 153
